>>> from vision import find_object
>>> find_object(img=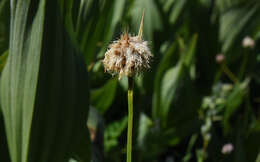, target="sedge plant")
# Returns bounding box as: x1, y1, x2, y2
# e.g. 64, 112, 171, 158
102, 11, 152, 162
